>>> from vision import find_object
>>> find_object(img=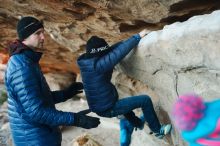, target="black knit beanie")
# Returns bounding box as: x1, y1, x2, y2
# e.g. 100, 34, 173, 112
17, 16, 44, 40
86, 36, 110, 57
